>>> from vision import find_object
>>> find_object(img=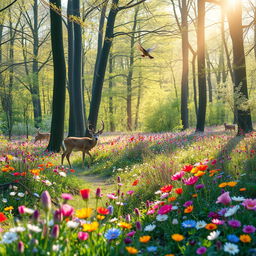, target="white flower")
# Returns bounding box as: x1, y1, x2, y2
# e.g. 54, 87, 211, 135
154, 190, 162, 195
116, 202, 124, 206
18, 192, 25, 198
13, 186, 18, 191
207, 230, 221, 240
224, 205, 240, 217
9, 227, 25, 233
24, 208, 34, 215
156, 214, 168, 222
223, 242, 239, 255
109, 218, 118, 223
27, 224, 42, 233
160, 193, 169, 199
196, 220, 207, 229
231, 196, 245, 202
9, 192, 16, 196
52, 244, 60, 251
144, 224, 156, 231
172, 219, 179, 225
0, 232, 18, 244
67, 221, 79, 229
33, 193, 40, 198
172, 206, 178, 210
44, 180, 52, 186
2, 198, 7, 203
59, 171, 66, 177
